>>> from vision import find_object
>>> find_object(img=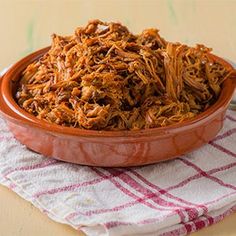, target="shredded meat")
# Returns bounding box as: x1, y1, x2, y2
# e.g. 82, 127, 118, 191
16, 20, 233, 130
